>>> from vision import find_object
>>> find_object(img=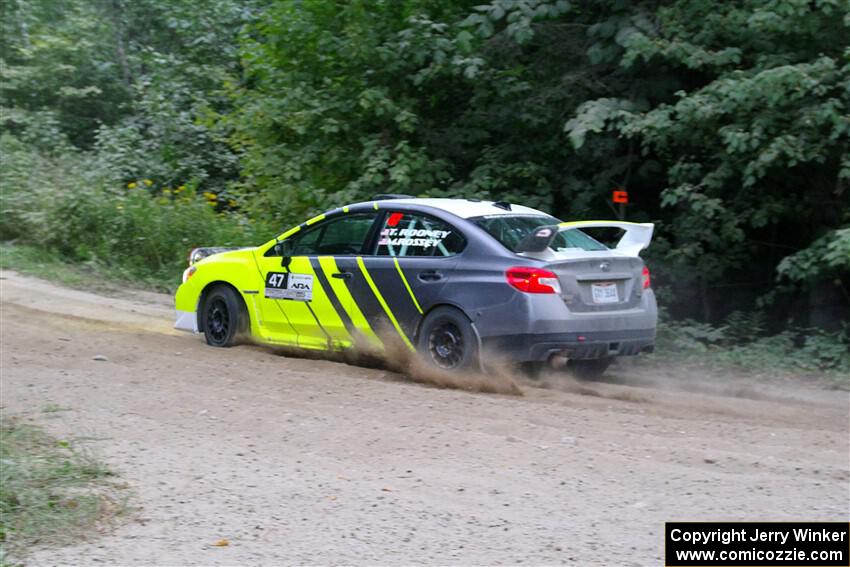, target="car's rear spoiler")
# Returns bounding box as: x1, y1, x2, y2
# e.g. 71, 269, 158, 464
558, 221, 654, 256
